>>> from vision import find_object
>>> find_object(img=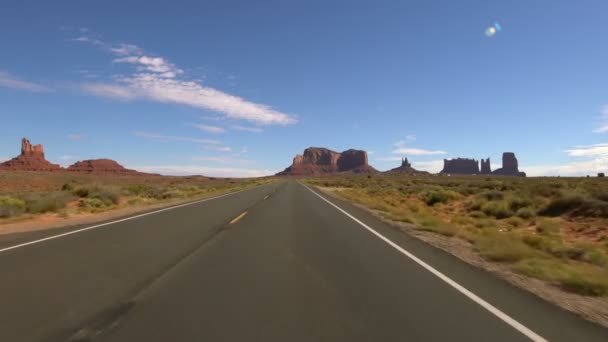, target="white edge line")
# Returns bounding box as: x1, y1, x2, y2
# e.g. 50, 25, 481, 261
0, 184, 268, 254
300, 182, 547, 342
